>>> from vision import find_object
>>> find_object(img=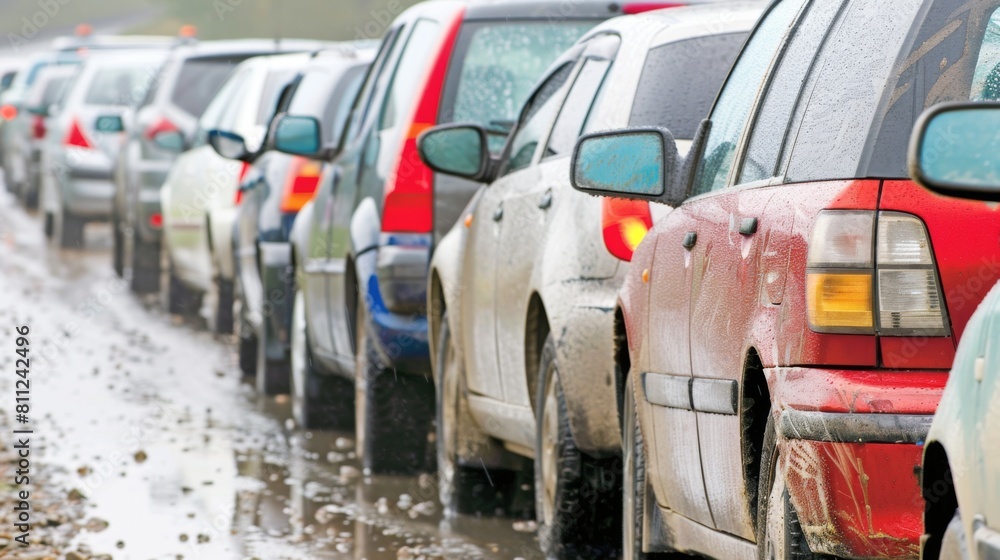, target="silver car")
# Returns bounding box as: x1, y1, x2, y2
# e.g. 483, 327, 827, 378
40, 51, 168, 249
16, 65, 78, 209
